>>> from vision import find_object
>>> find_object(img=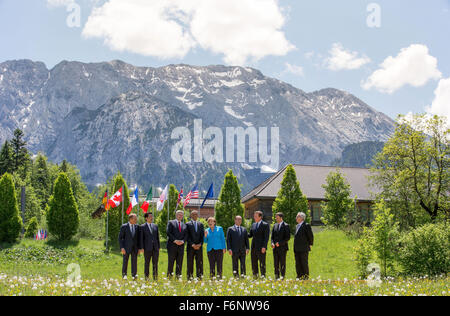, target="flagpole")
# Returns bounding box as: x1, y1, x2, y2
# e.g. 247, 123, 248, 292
121, 185, 124, 225
106, 190, 109, 253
